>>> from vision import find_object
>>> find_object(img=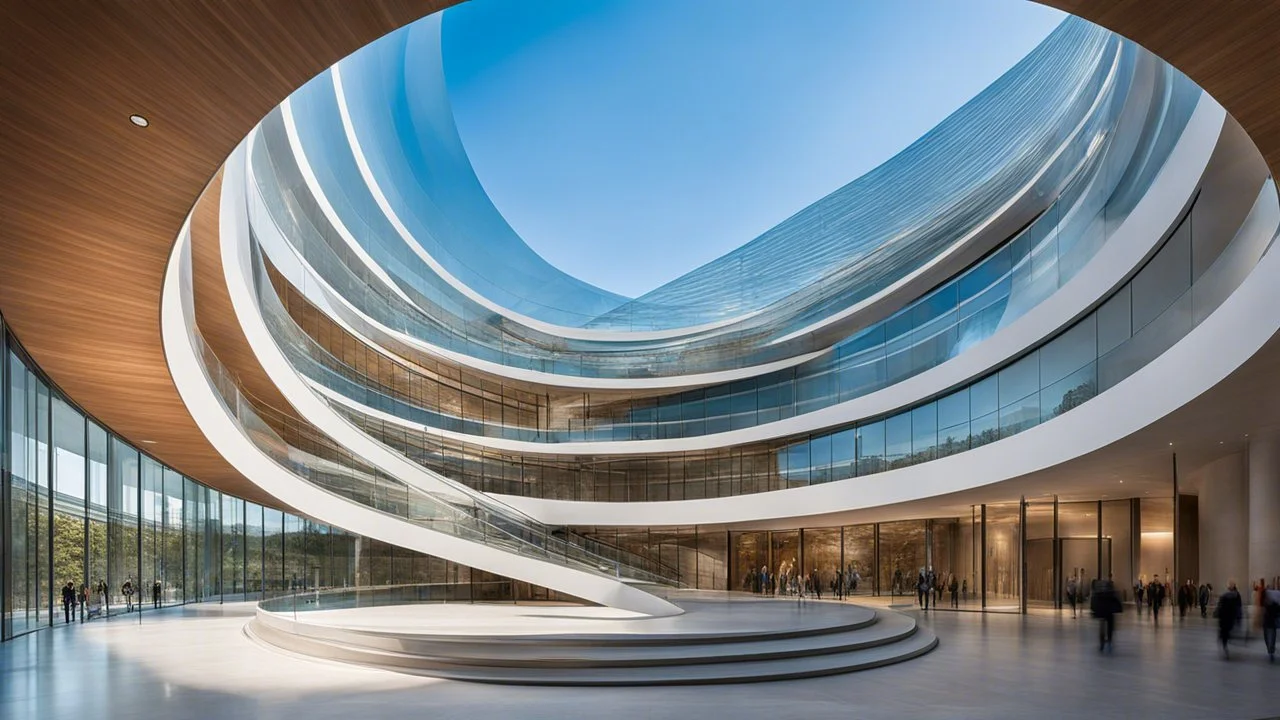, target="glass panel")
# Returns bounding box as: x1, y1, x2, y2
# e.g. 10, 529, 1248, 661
829, 428, 855, 481
51, 398, 86, 625
1040, 315, 1096, 385
878, 520, 925, 601
1096, 284, 1131, 356
983, 504, 1021, 612
910, 403, 937, 463
1131, 218, 1191, 331
885, 412, 912, 469
770, 531, 801, 597
162, 468, 184, 605
998, 352, 1039, 407
1059, 501, 1100, 611
855, 421, 886, 476
841, 525, 874, 596
802, 528, 840, 599
108, 437, 139, 615
999, 392, 1040, 438
140, 457, 163, 611
264, 508, 284, 599
244, 502, 263, 601
970, 375, 998, 418
1040, 362, 1097, 420
88, 423, 108, 614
